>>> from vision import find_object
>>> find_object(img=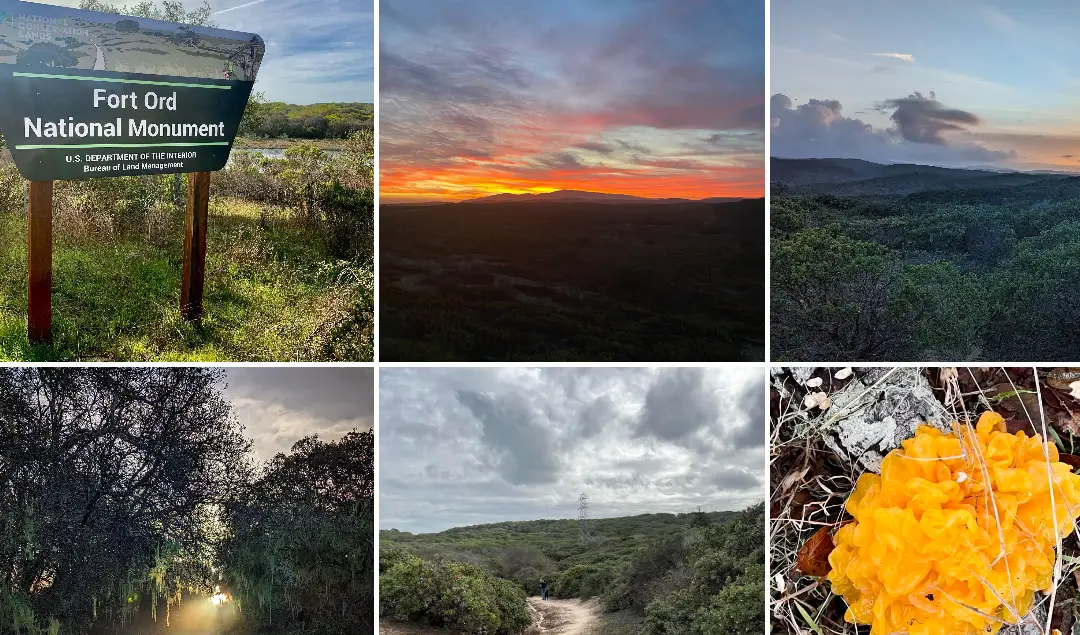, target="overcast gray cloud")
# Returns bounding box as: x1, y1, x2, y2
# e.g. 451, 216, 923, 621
224, 368, 374, 463
770, 92, 1016, 166
380, 367, 766, 533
